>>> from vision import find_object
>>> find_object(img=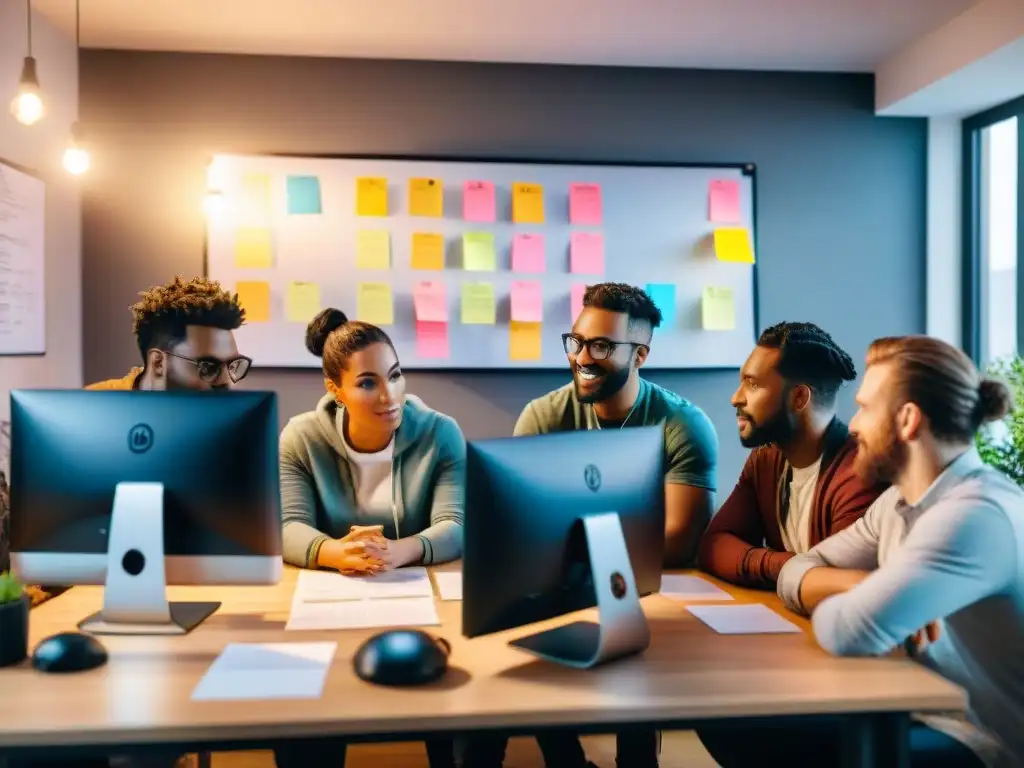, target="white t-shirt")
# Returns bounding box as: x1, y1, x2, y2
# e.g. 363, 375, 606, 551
341, 433, 395, 526
780, 459, 821, 554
